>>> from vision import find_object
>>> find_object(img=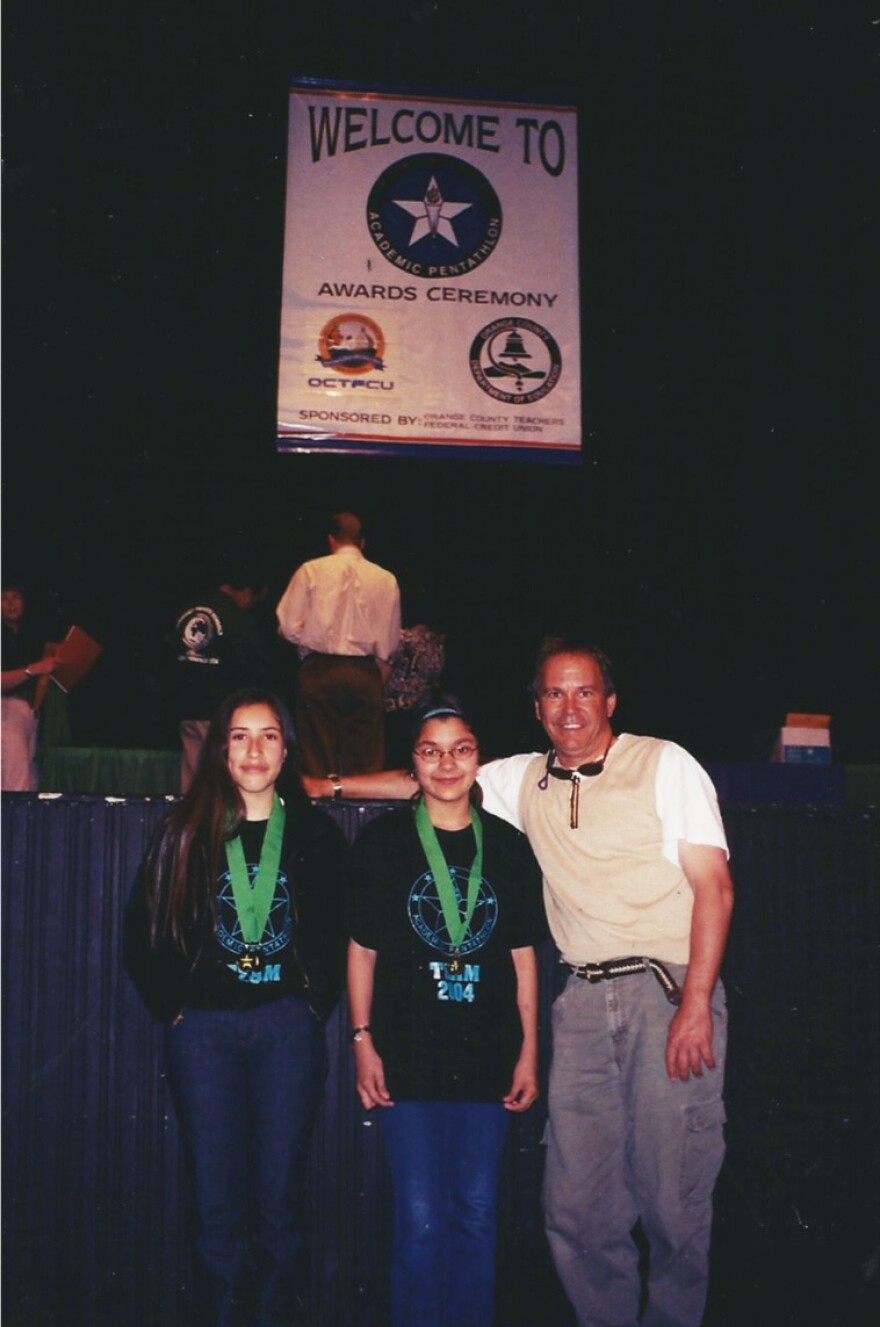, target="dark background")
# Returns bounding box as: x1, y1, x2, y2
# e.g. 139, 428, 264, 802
4, 2, 877, 765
